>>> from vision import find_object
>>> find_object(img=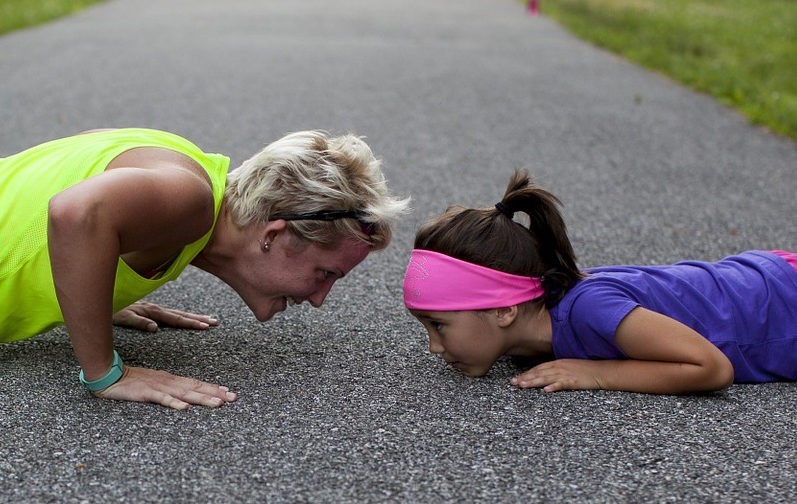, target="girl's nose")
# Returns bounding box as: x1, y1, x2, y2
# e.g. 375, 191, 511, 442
428, 333, 444, 354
